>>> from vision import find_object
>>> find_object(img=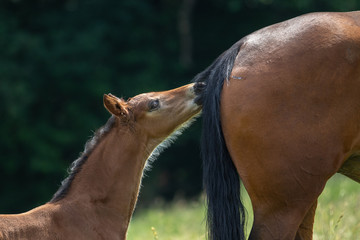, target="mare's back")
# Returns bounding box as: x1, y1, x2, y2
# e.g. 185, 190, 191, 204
233, 12, 360, 76
224, 11, 360, 159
